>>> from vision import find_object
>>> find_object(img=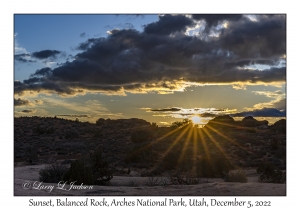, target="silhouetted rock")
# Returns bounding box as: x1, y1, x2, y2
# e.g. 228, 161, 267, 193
271, 119, 286, 134
204, 115, 235, 130
242, 116, 268, 127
